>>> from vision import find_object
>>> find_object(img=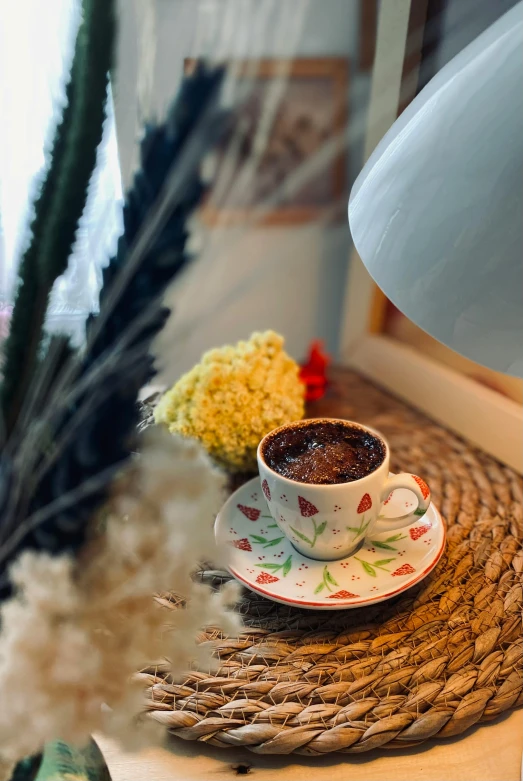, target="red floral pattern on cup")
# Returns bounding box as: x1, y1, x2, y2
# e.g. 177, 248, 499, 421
411, 475, 430, 500
357, 493, 372, 513
327, 590, 360, 599
410, 525, 429, 540
261, 480, 271, 501
231, 538, 252, 551
392, 563, 416, 576
298, 496, 319, 517
256, 572, 279, 584
237, 504, 260, 521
